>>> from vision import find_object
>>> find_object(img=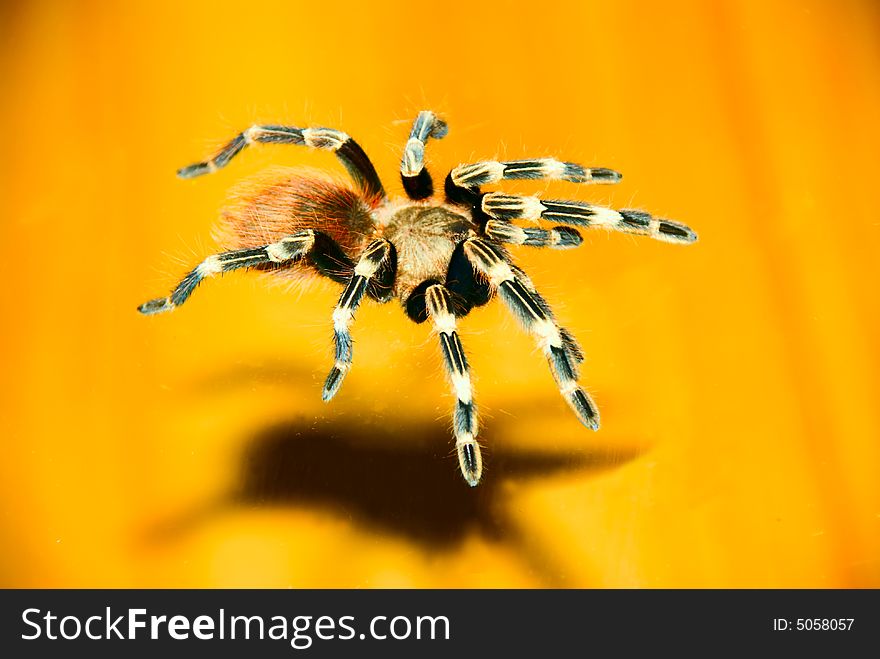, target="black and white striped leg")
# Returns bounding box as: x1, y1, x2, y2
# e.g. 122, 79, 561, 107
462, 238, 600, 430
401, 111, 448, 200
481, 193, 698, 244
177, 125, 386, 200
445, 157, 621, 209
137, 230, 318, 315
451, 158, 622, 189
425, 284, 483, 487
323, 239, 394, 402
484, 220, 583, 249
